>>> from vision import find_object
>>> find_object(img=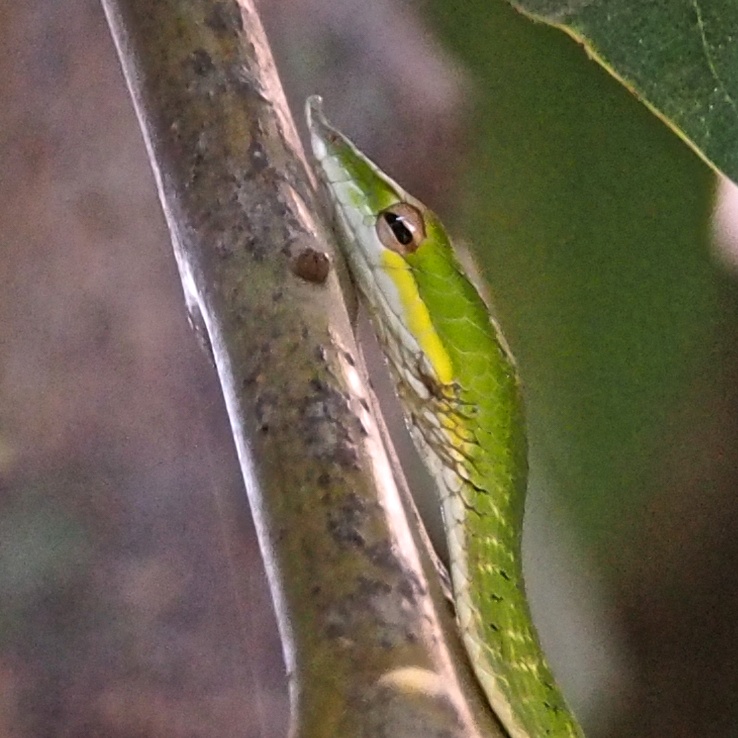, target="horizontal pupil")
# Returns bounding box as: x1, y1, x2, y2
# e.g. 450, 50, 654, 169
384, 212, 413, 246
